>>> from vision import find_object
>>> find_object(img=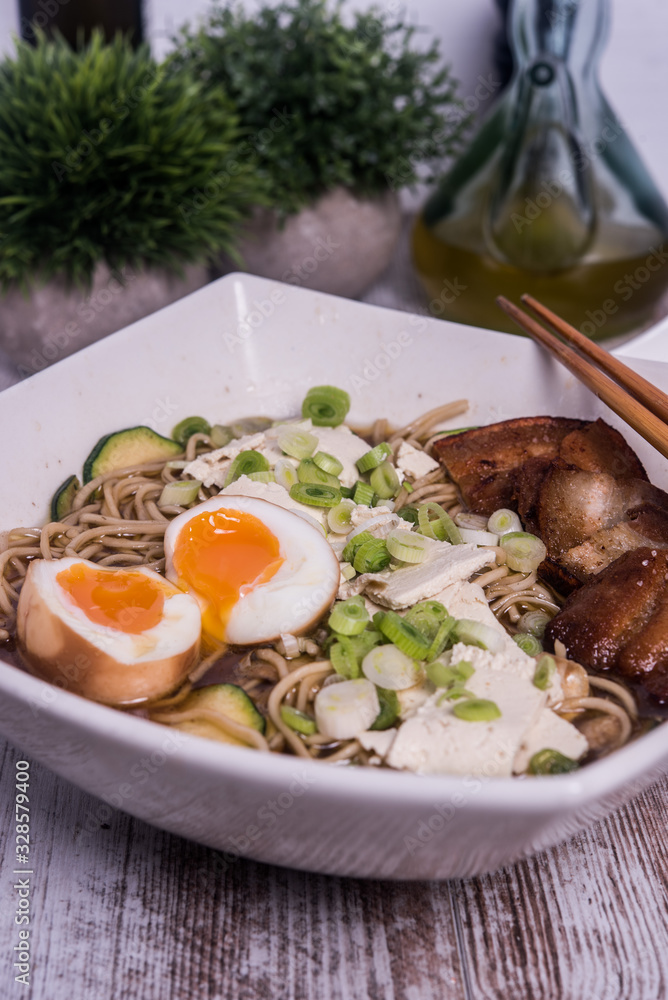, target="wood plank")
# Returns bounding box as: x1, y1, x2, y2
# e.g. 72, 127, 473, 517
453, 777, 668, 1000
0, 739, 467, 1000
